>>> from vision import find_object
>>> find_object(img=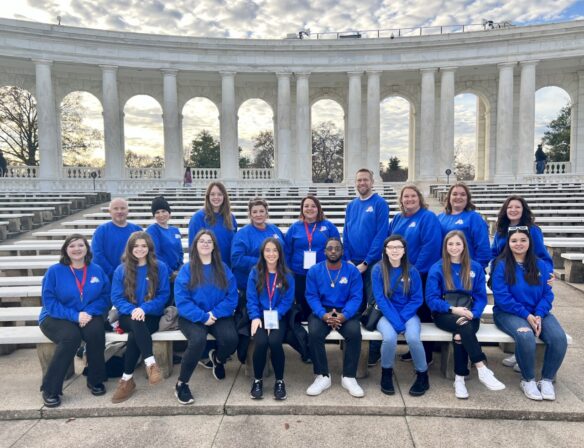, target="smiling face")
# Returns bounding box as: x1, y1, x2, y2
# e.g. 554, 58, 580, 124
385, 241, 405, 264
154, 209, 170, 226
506, 200, 523, 225
132, 238, 149, 263
208, 186, 225, 212
109, 199, 129, 226
325, 240, 343, 263
509, 231, 530, 259
449, 187, 468, 213
446, 235, 465, 261
302, 198, 318, 222
401, 188, 421, 214
263, 241, 279, 268
196, 233, 214, 258
250, 205, 268, 227
355, 171, 373, 198
66, 238, 88, 264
